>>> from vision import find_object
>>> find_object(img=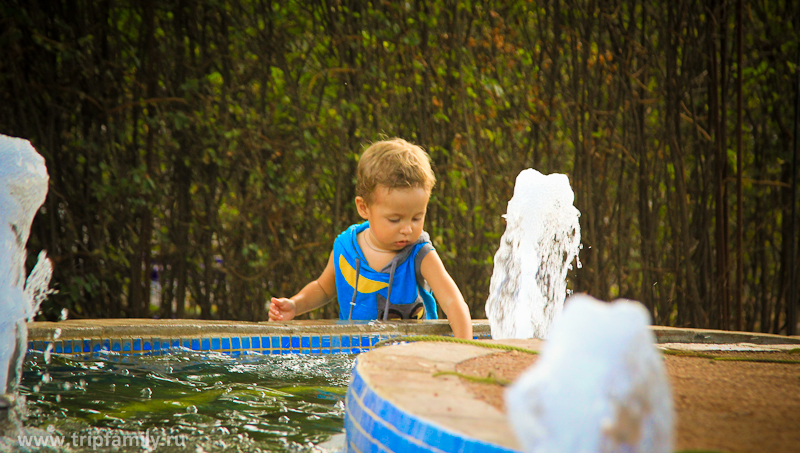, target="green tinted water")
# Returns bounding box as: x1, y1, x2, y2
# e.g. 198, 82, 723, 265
18, 350, 354, 452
